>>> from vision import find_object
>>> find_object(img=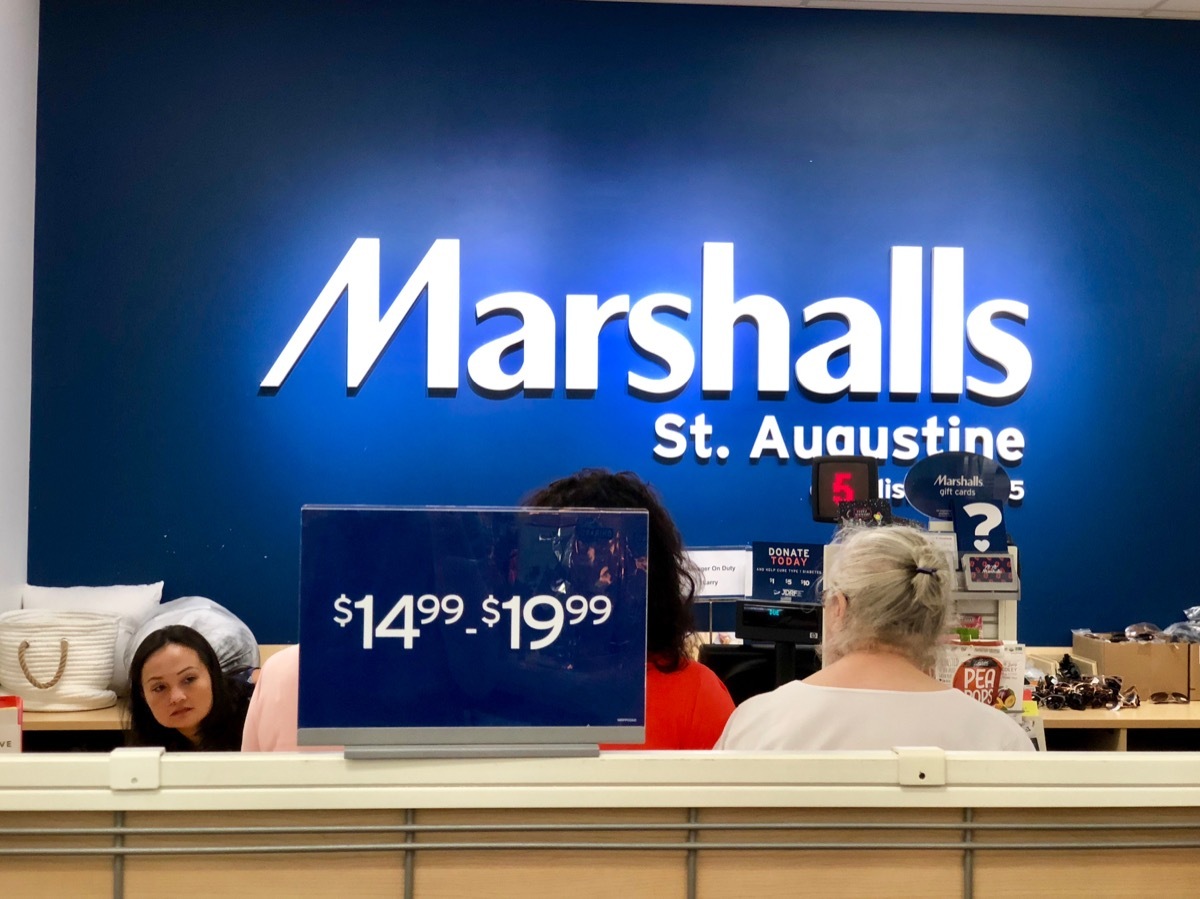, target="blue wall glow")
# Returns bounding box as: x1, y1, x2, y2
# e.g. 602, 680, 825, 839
31, 0, 1200, 644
